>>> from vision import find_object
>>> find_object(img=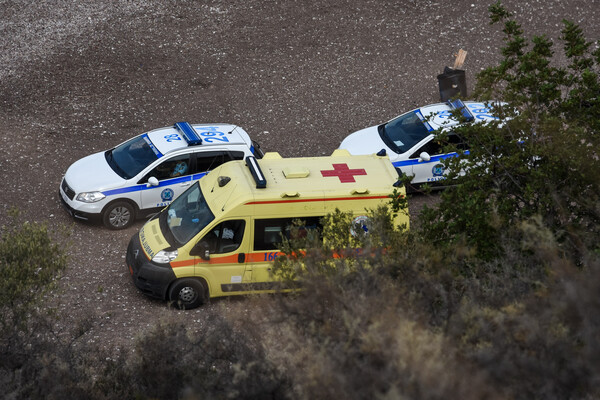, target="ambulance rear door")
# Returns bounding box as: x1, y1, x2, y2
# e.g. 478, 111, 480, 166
245, 216, 323, 289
